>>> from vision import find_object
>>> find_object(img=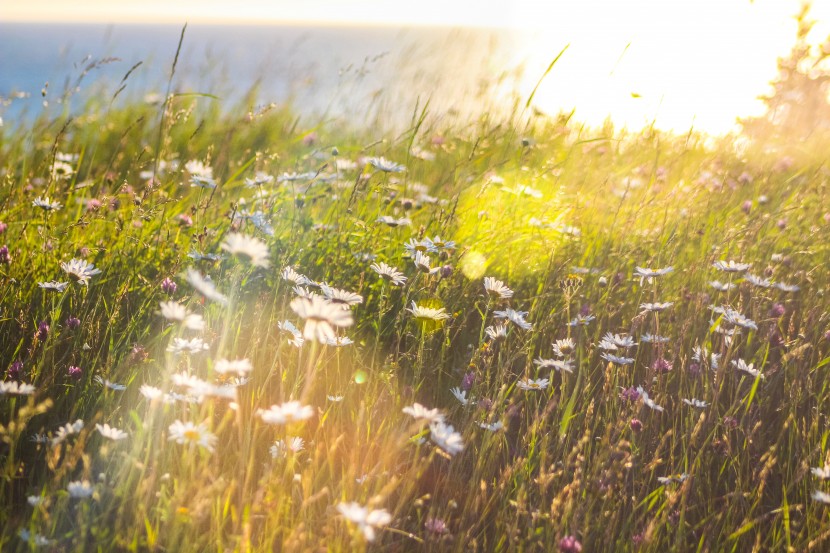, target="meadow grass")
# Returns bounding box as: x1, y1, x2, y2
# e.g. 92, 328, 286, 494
0, 63, 829, 553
